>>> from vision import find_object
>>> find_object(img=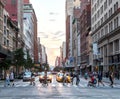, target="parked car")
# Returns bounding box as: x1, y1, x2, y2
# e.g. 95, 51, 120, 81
39, 72, 52, 83
56, 72, 71, 83
23, 72, 32, 82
